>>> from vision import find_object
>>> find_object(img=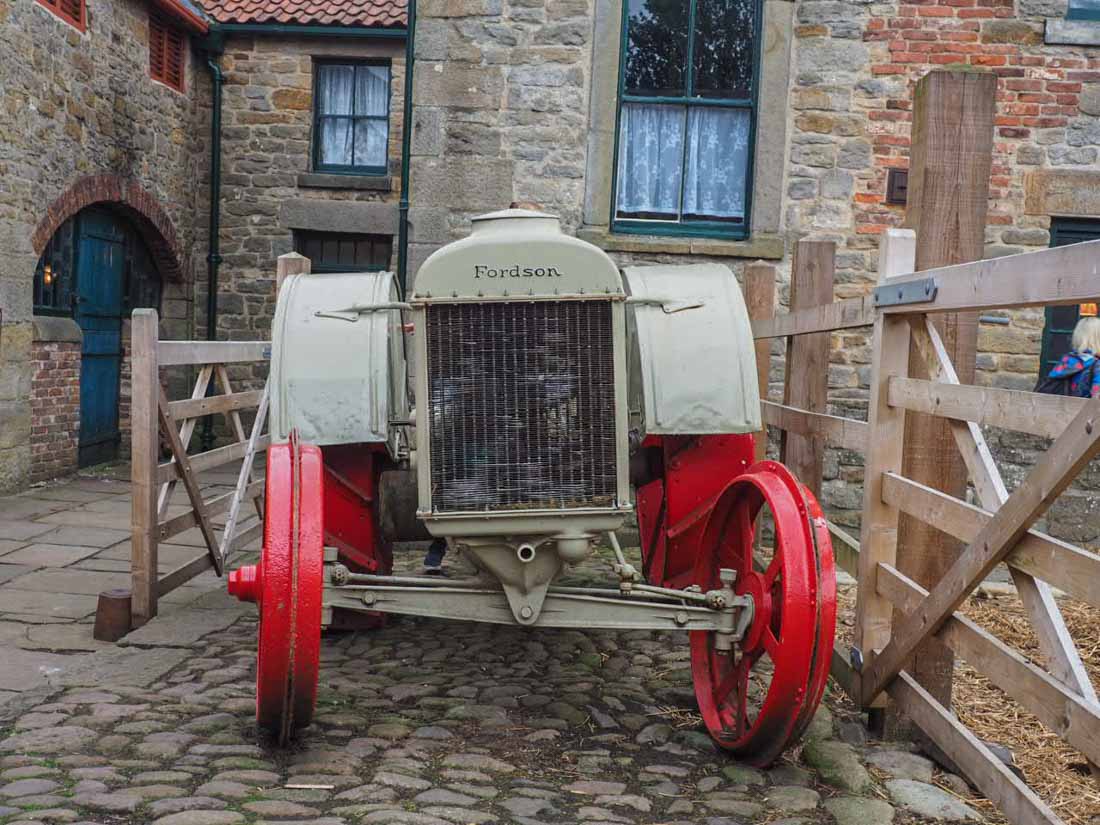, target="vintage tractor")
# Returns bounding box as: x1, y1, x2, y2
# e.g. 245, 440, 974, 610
228, 209, 836, 766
